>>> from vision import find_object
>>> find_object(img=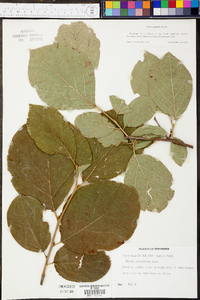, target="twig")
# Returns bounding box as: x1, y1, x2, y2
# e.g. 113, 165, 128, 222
125, 136, 193, 149
40, 165, 79, 285
154, 116, 161, 127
